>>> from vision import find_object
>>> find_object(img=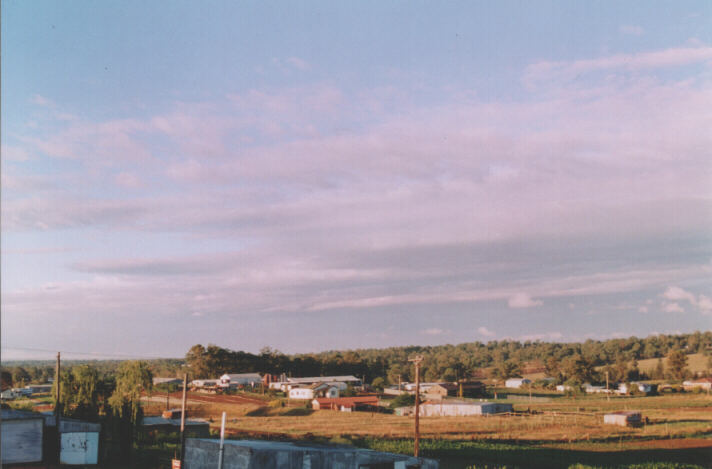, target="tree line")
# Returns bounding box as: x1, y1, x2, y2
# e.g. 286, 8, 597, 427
183, 331, 711, 386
